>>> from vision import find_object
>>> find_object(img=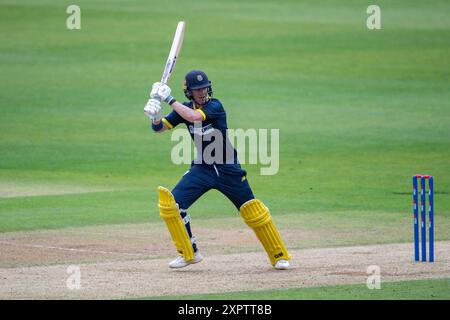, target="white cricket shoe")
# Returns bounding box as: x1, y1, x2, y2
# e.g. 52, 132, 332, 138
274, 259, 290, 270
169, 251, 203, 268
